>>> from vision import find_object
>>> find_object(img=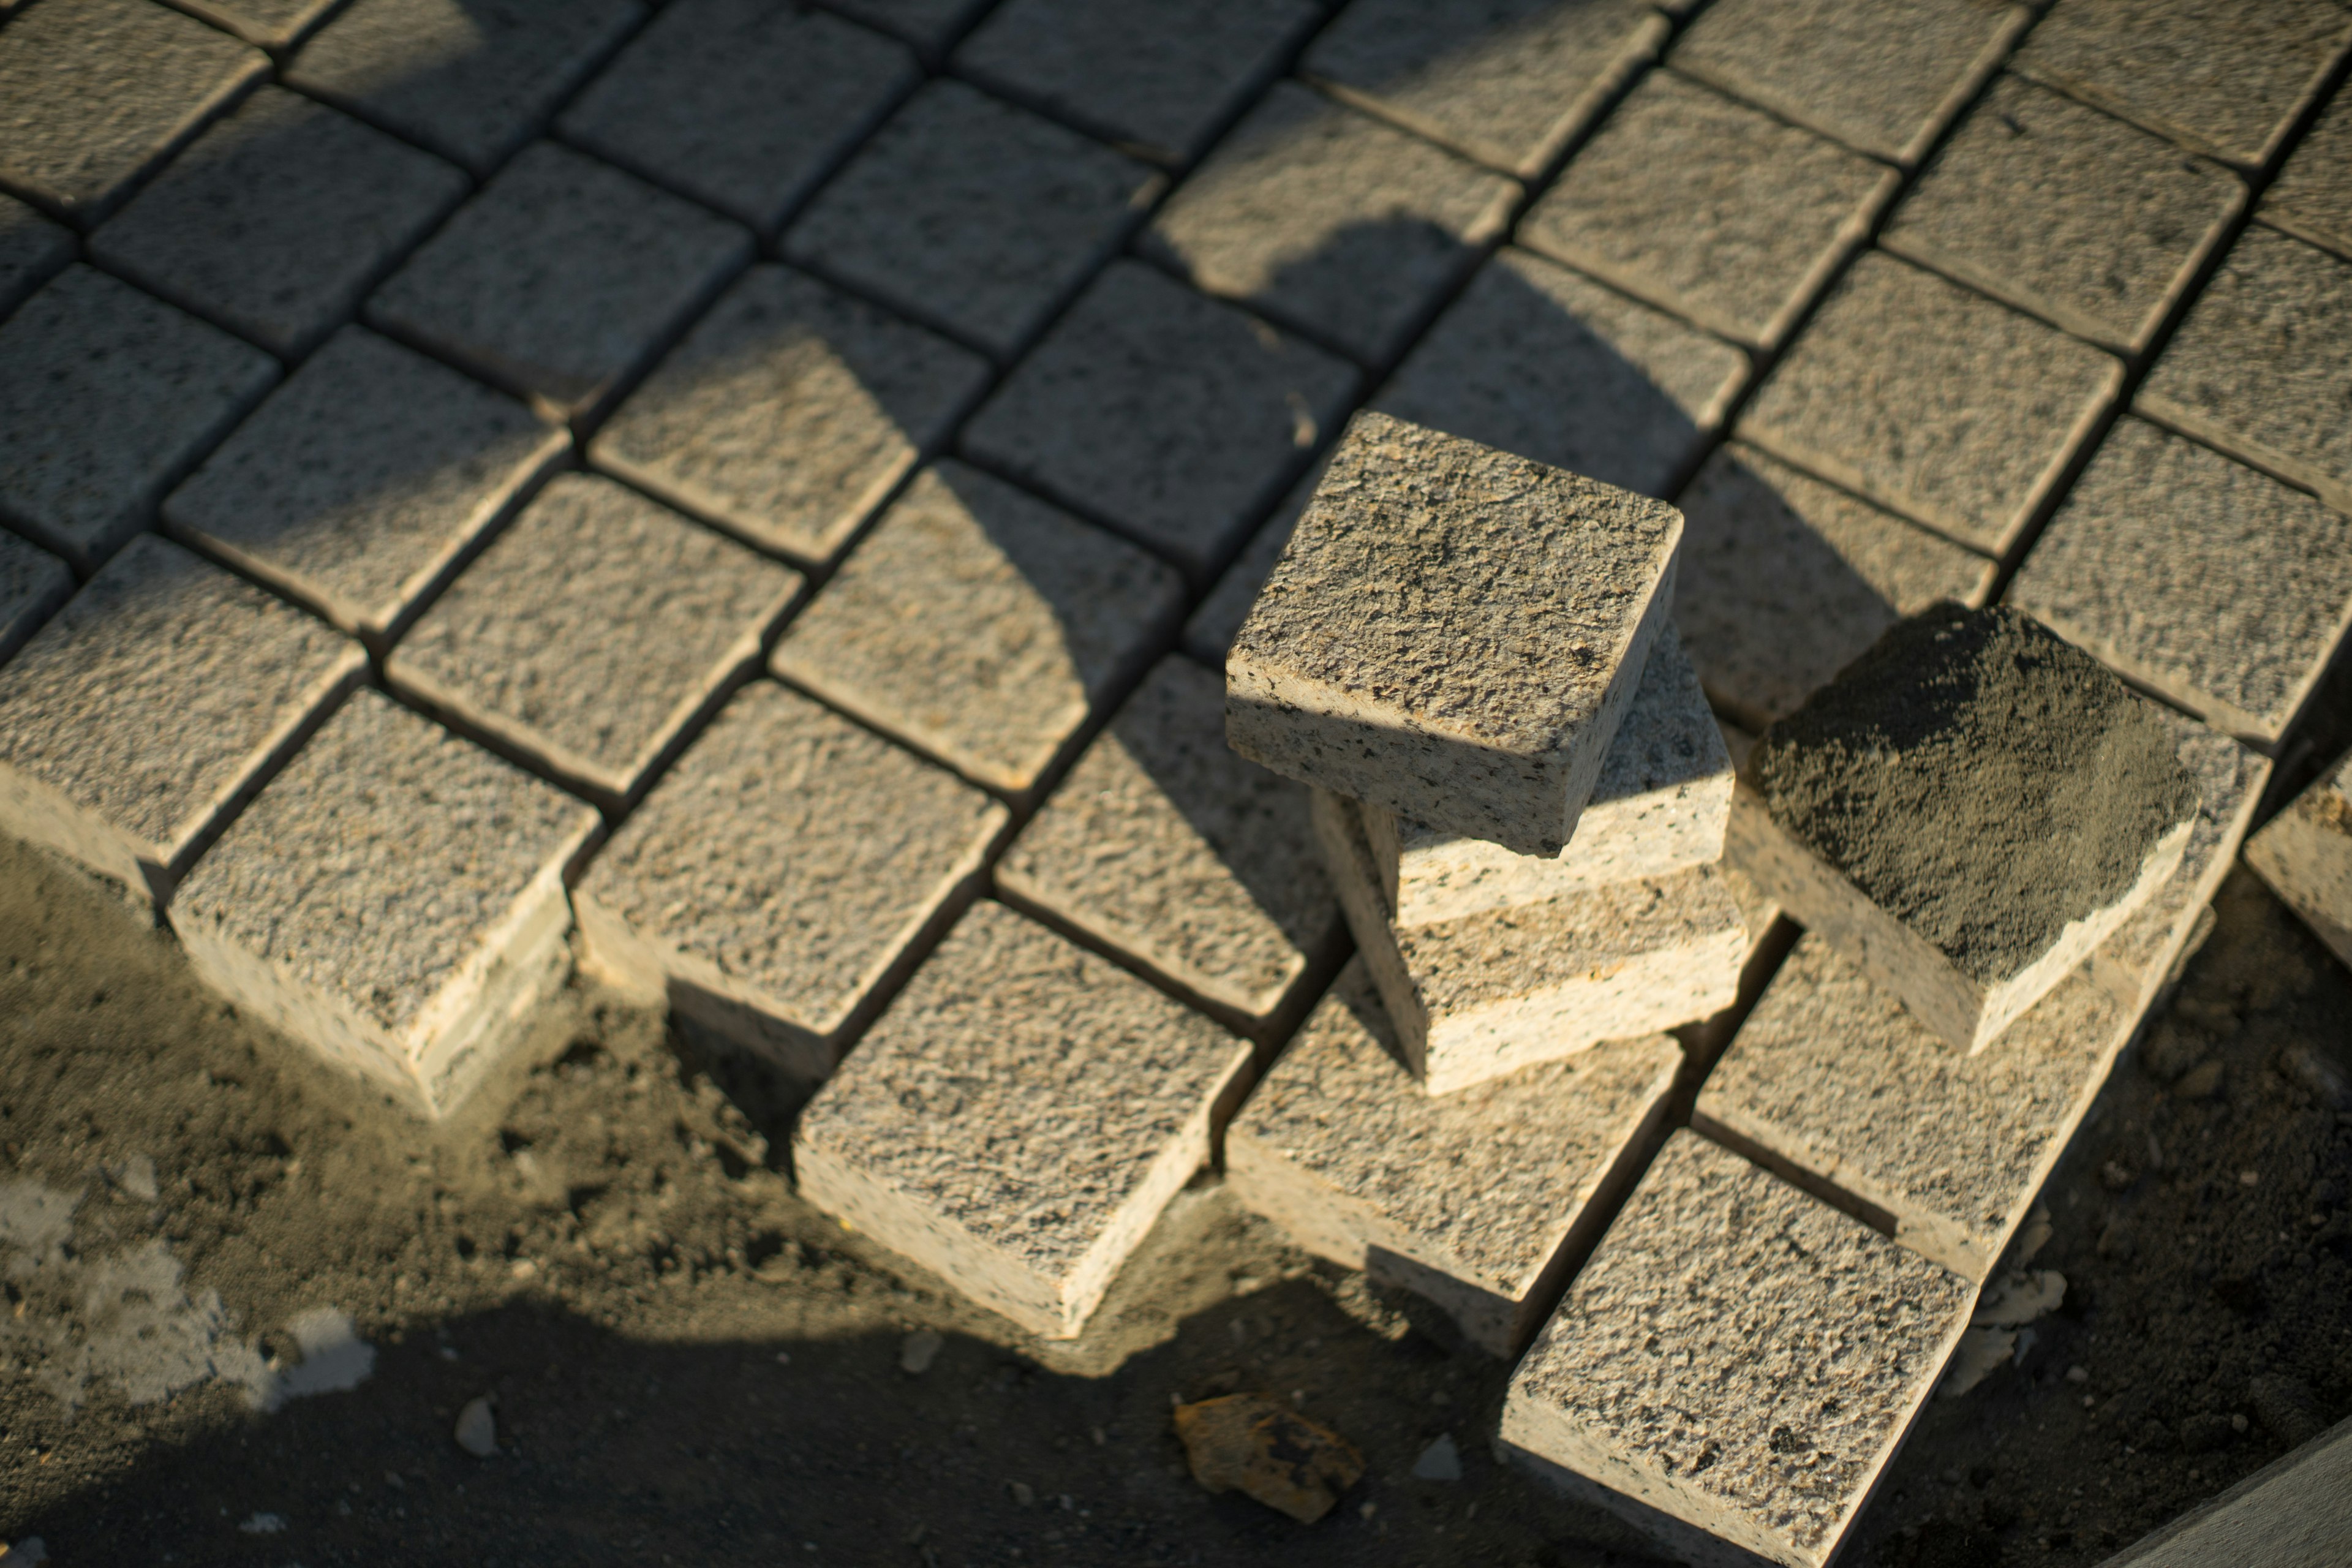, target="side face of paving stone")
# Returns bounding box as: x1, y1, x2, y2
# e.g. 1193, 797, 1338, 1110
2245, 752, 2352, 970
0, 533, 73, 669
2264, 89, 2352, 259
0, 195, 76, 321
